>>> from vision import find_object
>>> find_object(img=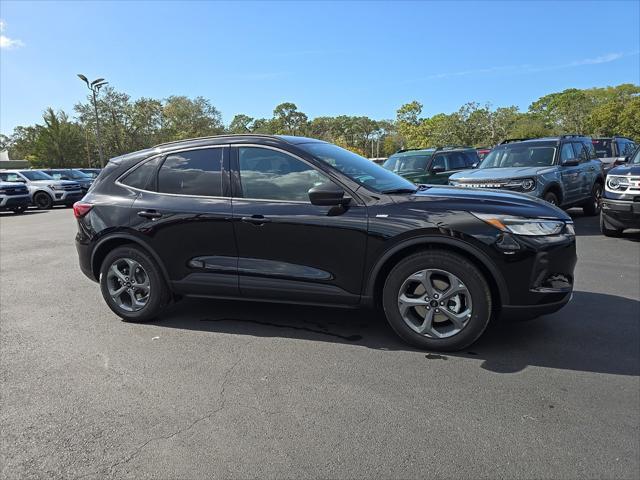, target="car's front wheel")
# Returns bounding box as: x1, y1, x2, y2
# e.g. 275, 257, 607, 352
99, 246, 169, 322
12, 206, 27, 214
33, 192, 53, 210
583, 182, 603, 216
382, 250, 492, 351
